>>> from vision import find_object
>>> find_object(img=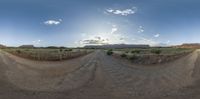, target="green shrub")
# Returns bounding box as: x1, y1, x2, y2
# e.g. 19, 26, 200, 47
128, 55, 137, 60
16, 50, 21, 54
120, 53, 127, 58
108, 49, 113, 52
107, 49, 113, 55
65, 49, 73, 51
151, 49, 161, 54
125, 51, 129, 53
59, 48, 63, 52
131, 49, 141, 54
25, 49, 29, 51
